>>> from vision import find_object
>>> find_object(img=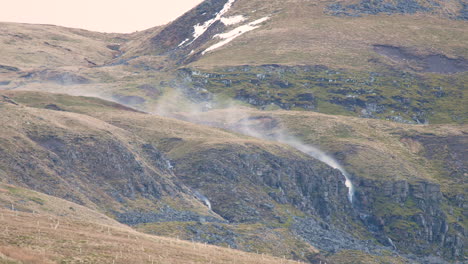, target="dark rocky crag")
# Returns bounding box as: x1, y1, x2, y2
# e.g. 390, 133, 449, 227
355, 179, 465, 261
147, 0, 230, 63
175, 65, 467, 124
